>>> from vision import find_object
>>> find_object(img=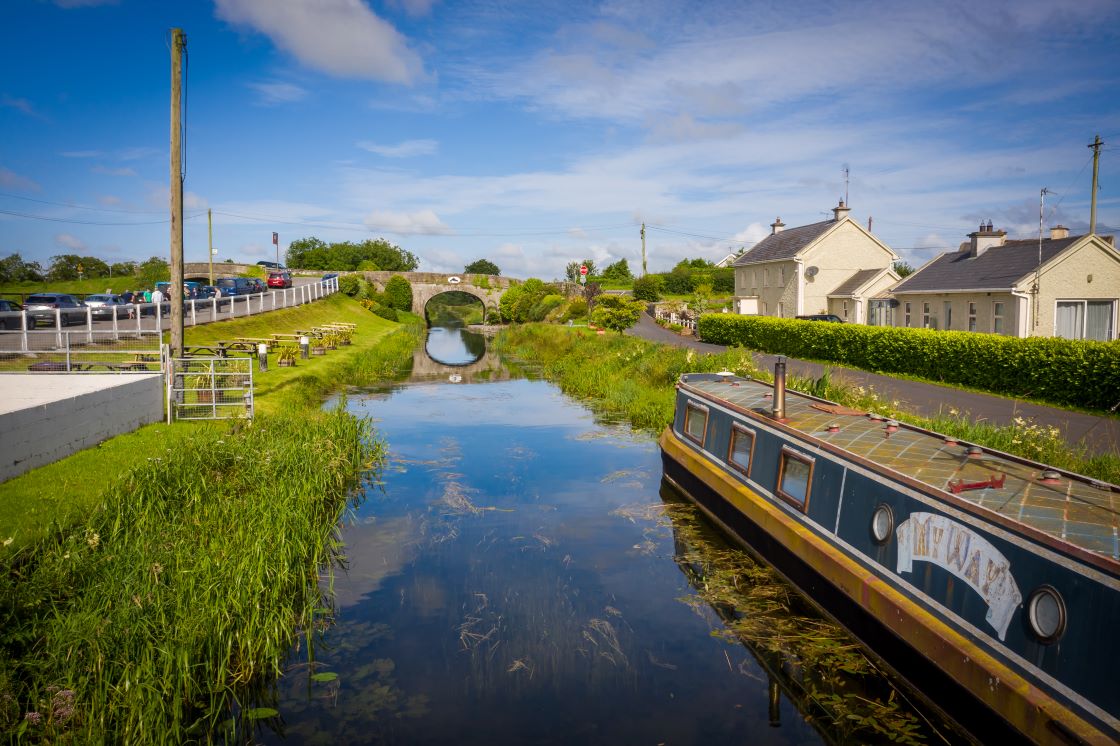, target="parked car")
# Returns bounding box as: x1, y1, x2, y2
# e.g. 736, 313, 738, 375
200, 285, 219, 299
215, 277, 254, 296
257, 260, 286, 270
246, 278, 267, 295
321, 273, 338, 284
267, 271, 293, 289
24, 293, 87, 326
83, 294, 131, 320
0, 298, 35, 330
795, 314, 844, 323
